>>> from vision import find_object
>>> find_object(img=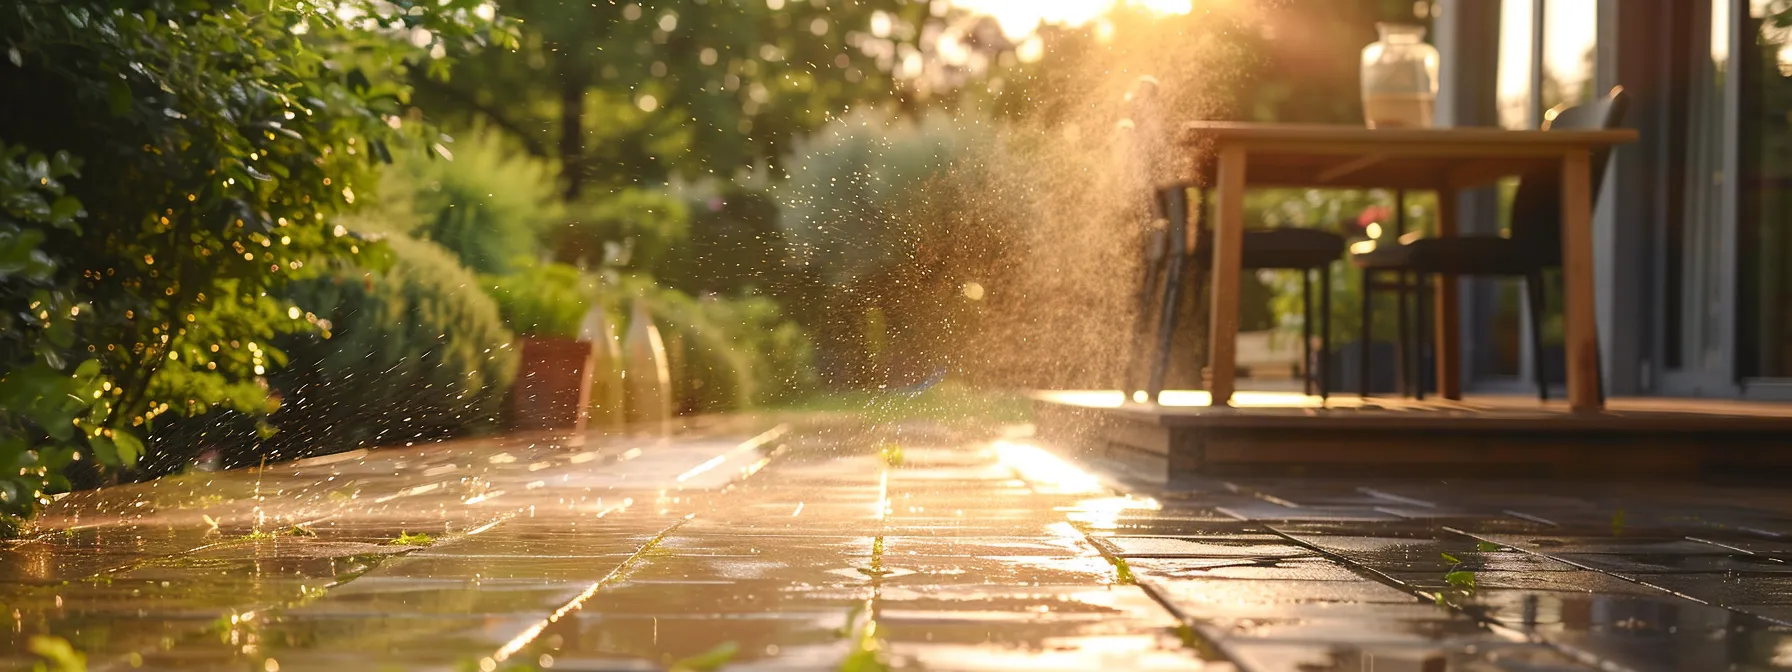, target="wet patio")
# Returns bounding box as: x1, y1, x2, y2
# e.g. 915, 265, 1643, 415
7, 417, 1792, 671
